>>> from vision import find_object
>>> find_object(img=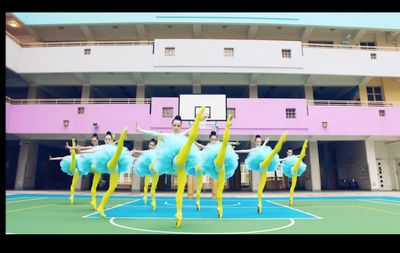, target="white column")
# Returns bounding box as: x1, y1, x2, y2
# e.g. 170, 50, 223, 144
365, 139, 380, 190
15, 140, 39, 190
75, 85, 92, 190
136, 83, 145, 101
249, 83, 258, 98
193, 83, 201, 94
305, 85, 314, 100
131, 141, 142, 192
251, 171, 260, 192
309, 141, 321, 191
